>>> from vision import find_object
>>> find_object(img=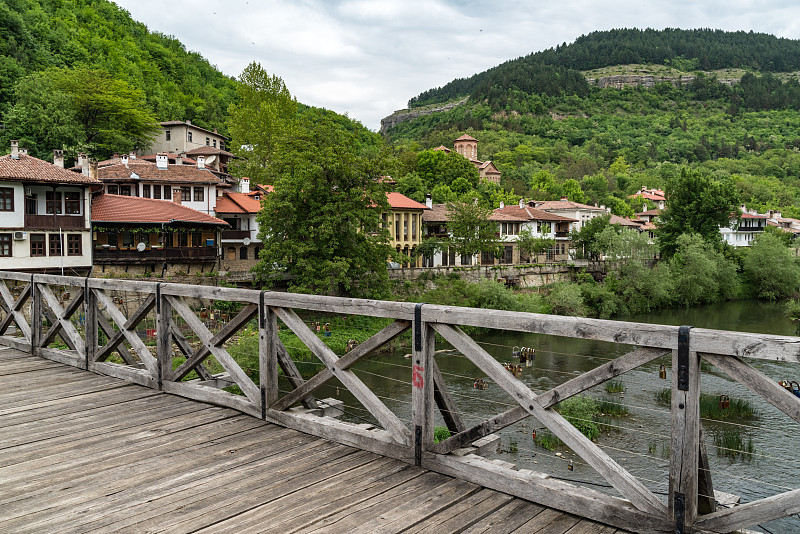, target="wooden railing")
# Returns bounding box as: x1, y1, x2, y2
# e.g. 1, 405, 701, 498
24, 213, 86, 230
1, 271, 799, 533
